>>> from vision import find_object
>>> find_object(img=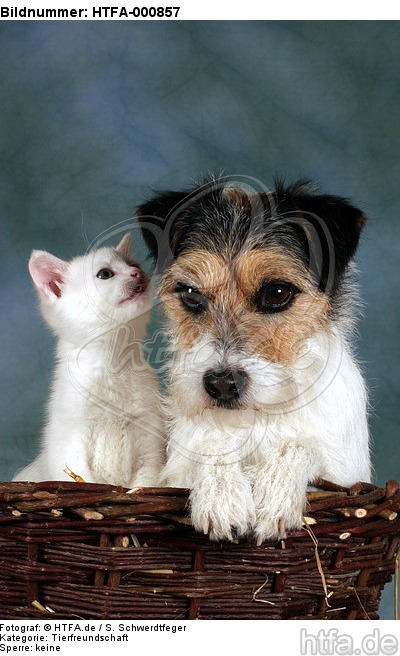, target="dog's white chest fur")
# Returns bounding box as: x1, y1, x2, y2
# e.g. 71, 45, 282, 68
162, 330, 370, 542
